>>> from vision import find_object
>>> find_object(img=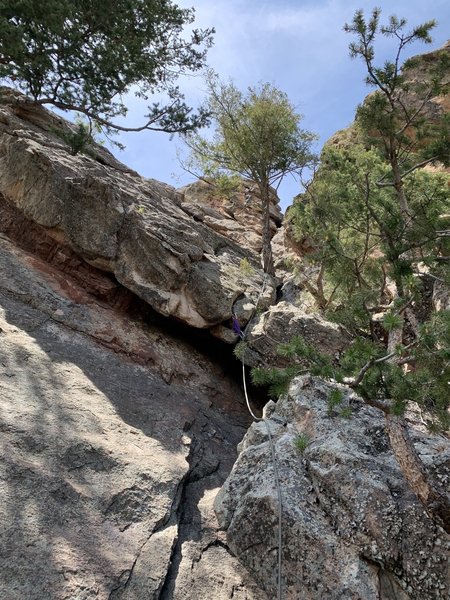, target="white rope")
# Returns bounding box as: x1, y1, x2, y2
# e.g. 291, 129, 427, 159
238, 256, 284, 600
